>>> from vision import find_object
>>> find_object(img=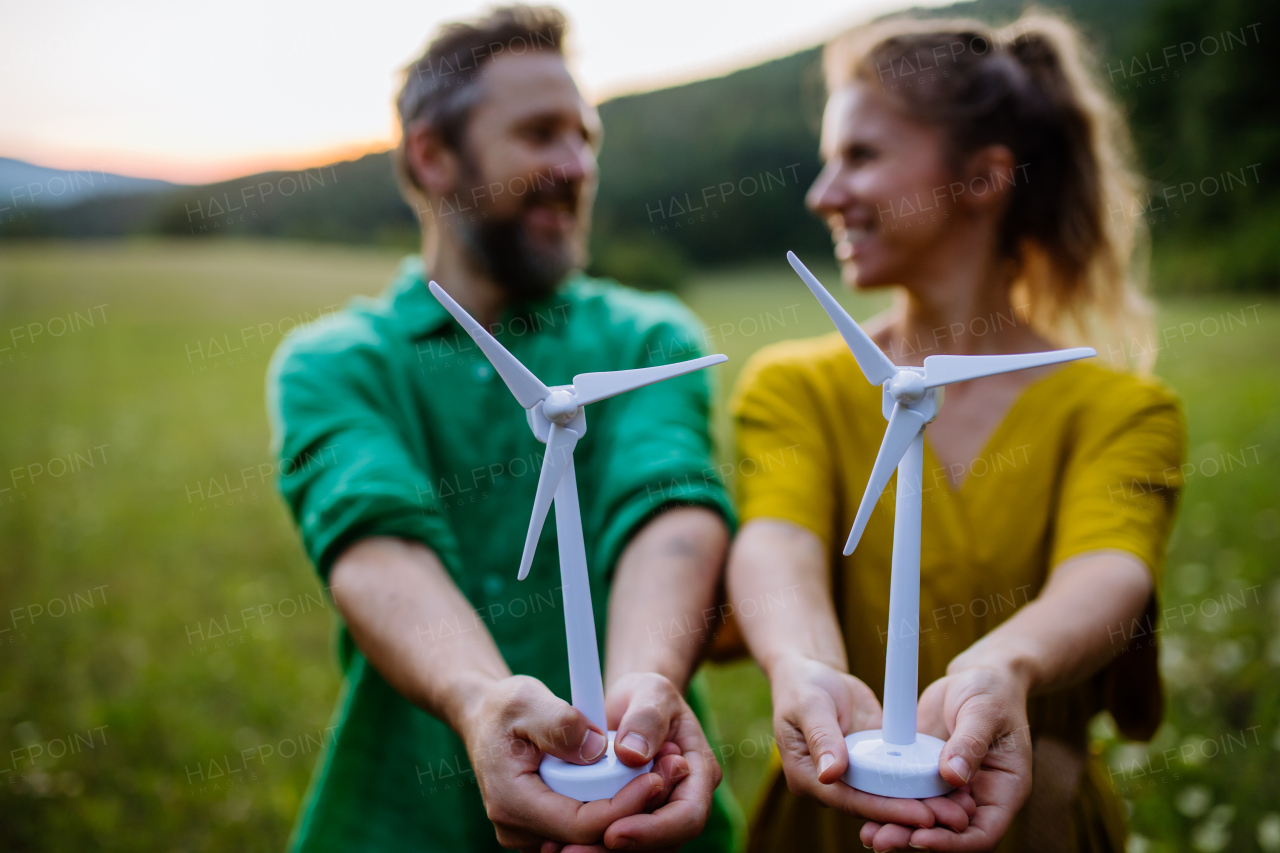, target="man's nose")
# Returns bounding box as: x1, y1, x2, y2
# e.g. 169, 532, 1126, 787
552, 133, 595, 184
